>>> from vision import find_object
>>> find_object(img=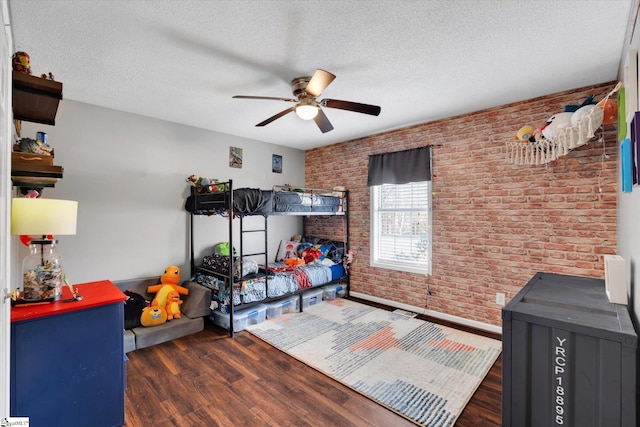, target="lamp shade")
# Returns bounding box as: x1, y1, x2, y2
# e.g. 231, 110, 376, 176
11, 198, 78, 235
